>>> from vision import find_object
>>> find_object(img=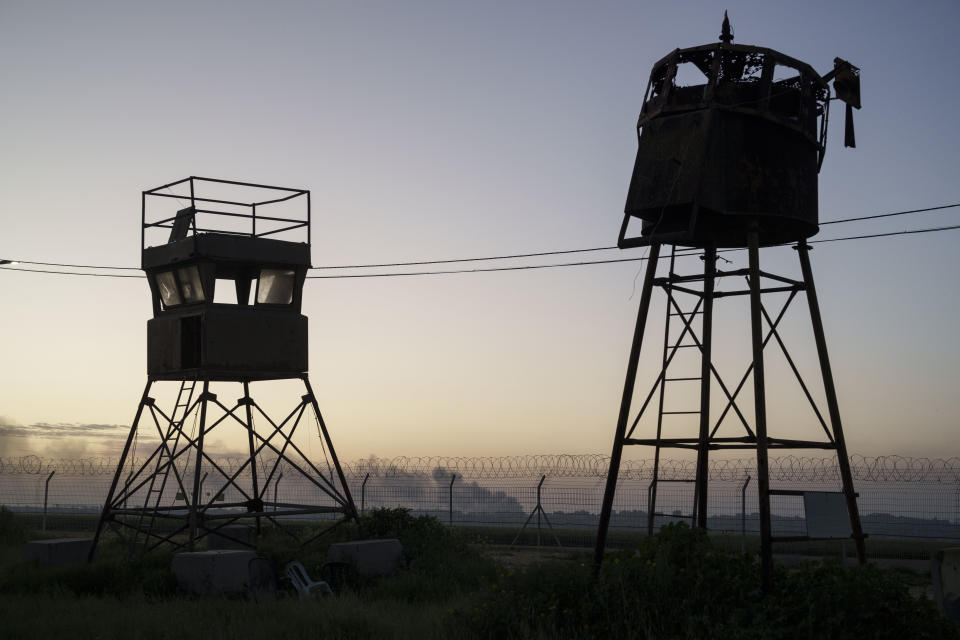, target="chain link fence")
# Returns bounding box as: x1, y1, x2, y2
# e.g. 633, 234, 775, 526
3, 468, 958, 559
